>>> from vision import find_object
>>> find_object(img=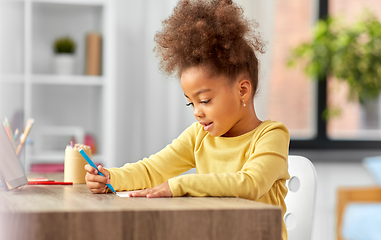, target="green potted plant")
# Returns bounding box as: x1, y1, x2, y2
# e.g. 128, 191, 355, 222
53, 36, 76, 75
287, 10, 381, 119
